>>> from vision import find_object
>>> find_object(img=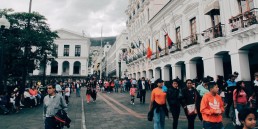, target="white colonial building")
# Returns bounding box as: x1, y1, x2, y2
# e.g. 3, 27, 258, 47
33, 29, 90, 77
106, 30, 129, 78
126, 0, 258, 82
